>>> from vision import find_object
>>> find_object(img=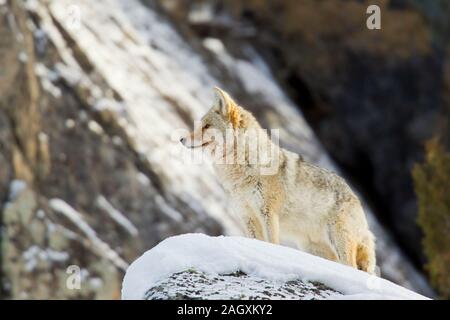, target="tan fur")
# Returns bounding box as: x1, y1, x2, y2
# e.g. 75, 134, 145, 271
181, 87, 376, 274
